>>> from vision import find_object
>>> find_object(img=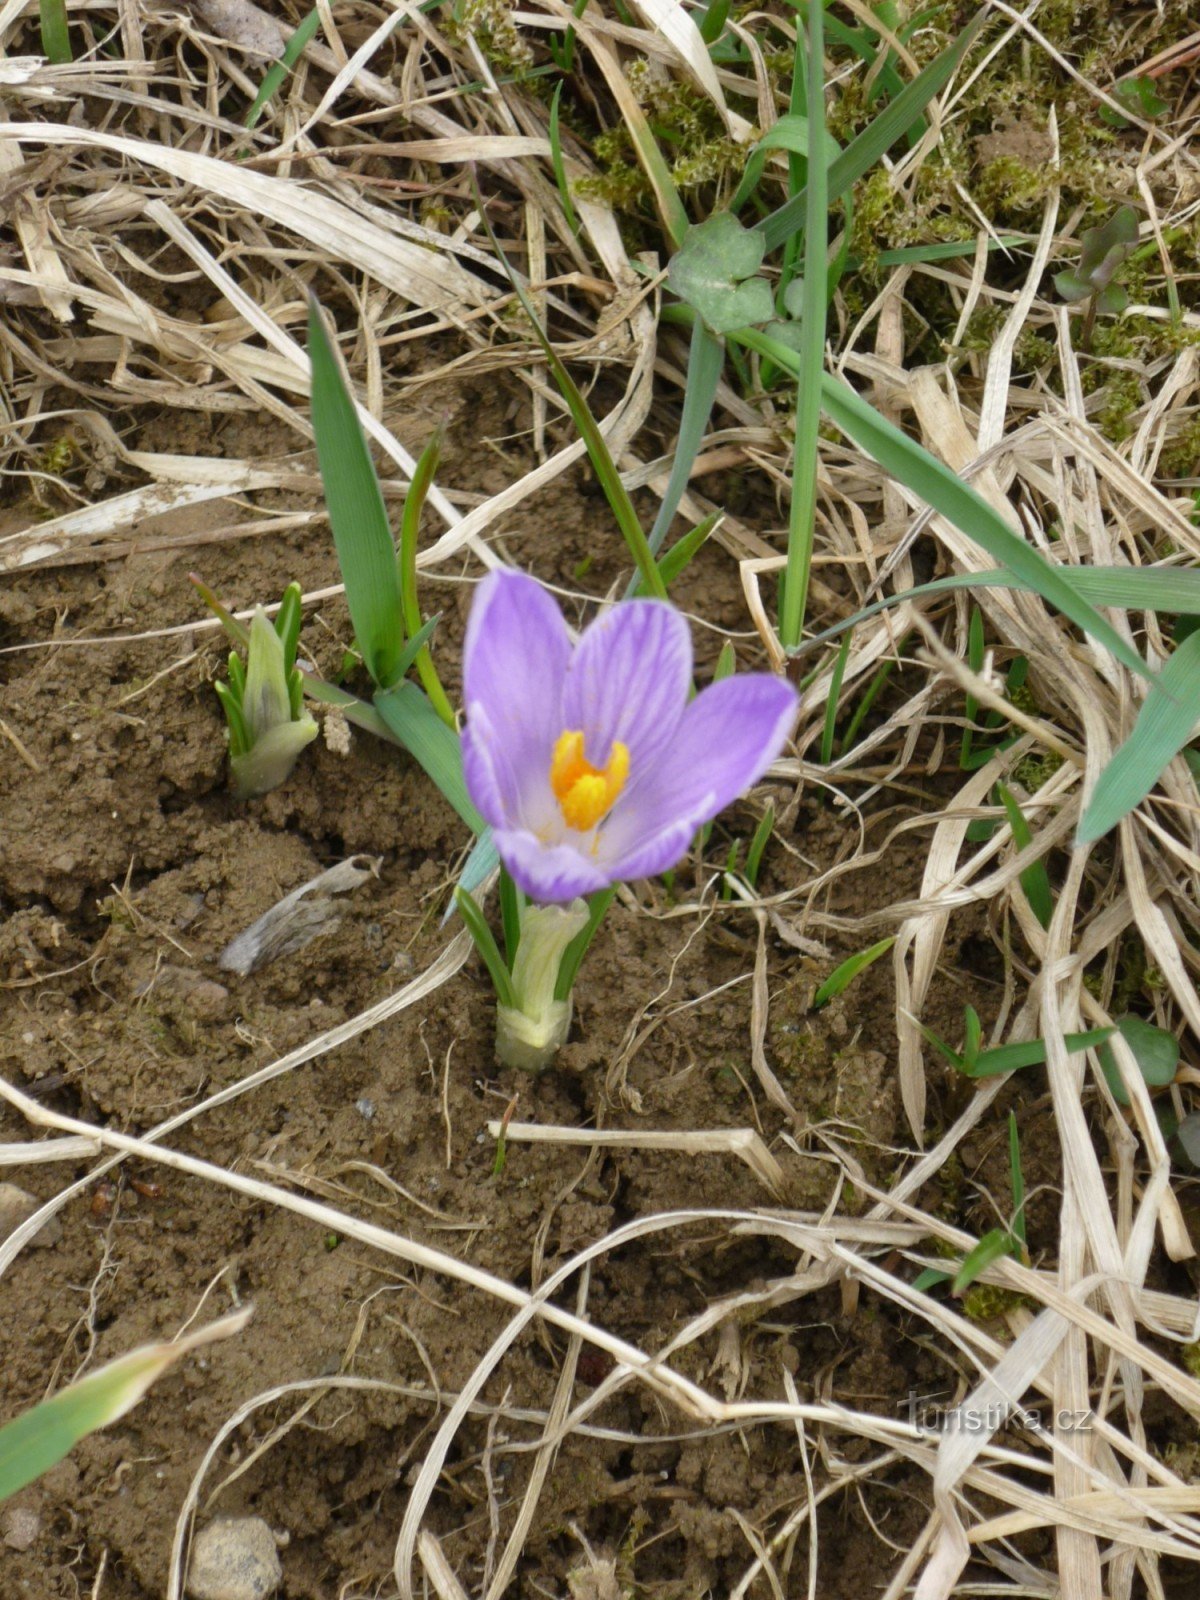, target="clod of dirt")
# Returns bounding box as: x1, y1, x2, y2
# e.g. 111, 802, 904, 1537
1, 1505, 41, 1552
186, 1518, 282, 1600
567, 1553, 621, 1599
972, 114, 1055, 168
0, 1183, 61, 1249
